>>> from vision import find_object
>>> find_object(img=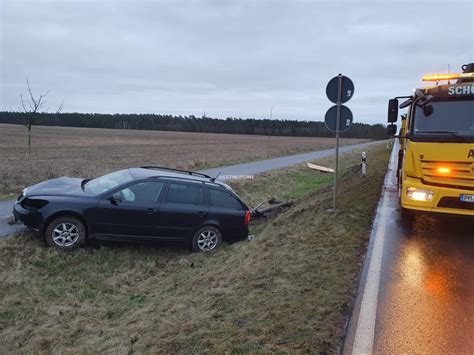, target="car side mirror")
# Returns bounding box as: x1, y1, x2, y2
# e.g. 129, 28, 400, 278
109, 192, 123, 205
387, 124, 397, 136
388, 99, 399, 123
